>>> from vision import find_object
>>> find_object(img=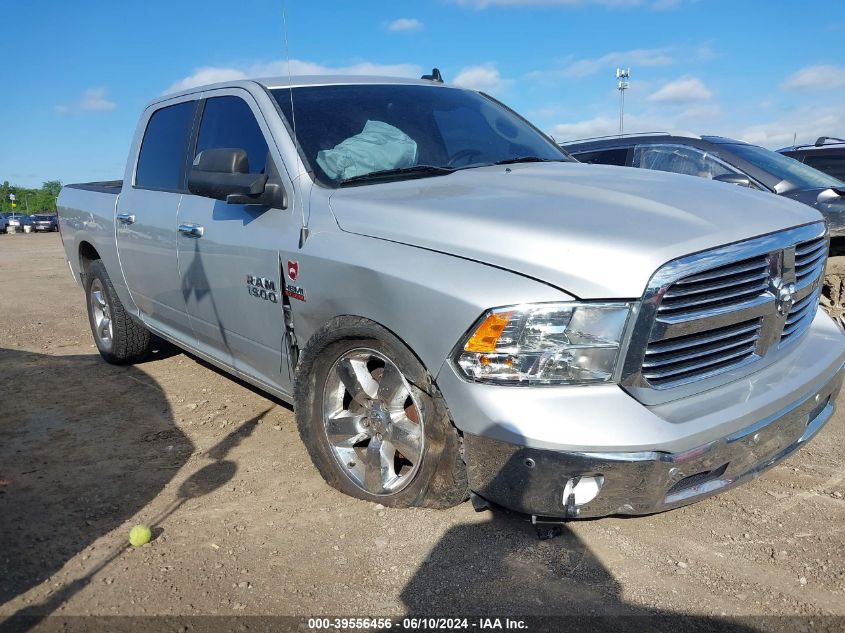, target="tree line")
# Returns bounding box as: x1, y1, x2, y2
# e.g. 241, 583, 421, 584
0, 180, 62, 214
